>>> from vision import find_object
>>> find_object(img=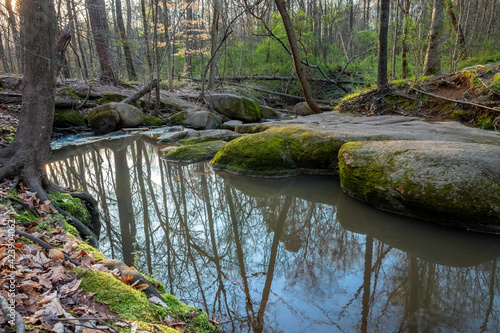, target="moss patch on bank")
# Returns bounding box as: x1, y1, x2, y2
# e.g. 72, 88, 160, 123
211, 126, 344, 177
73, 268, 218, 332
164, 141, 227, 163
49, 192, 91, 225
